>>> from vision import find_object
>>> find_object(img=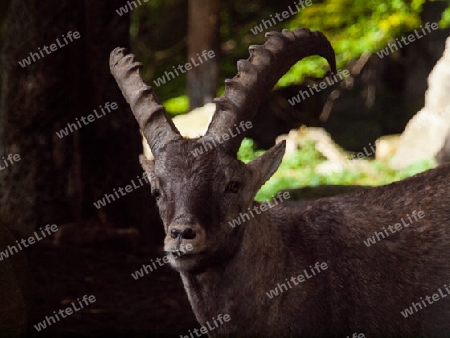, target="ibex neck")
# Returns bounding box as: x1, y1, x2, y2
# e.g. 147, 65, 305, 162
179, 204, 325, 335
